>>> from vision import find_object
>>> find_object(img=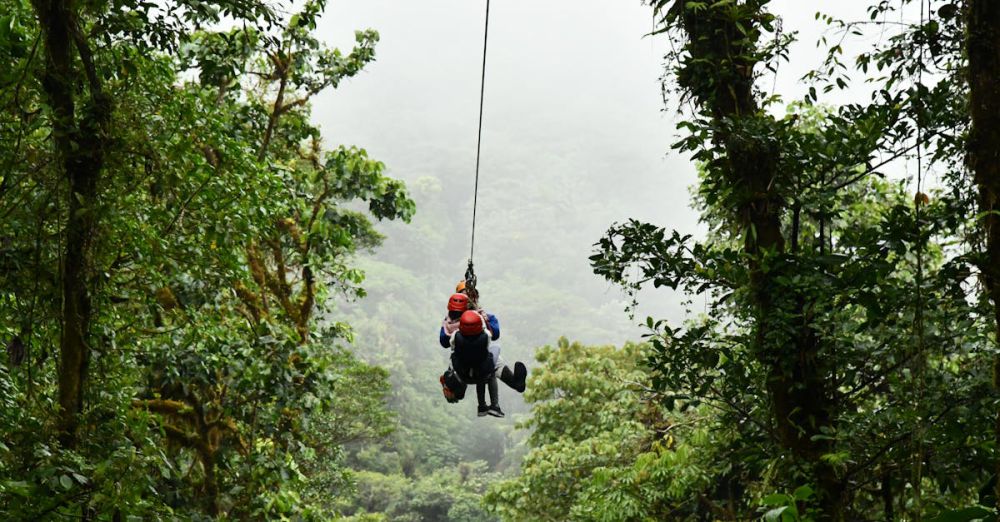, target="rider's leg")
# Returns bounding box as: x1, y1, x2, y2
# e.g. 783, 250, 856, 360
499, 362, 527, 393
488, 342, 502, 369
488, 374, 499, 406
476, 383, 487, 405
476, 383, 488, 416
